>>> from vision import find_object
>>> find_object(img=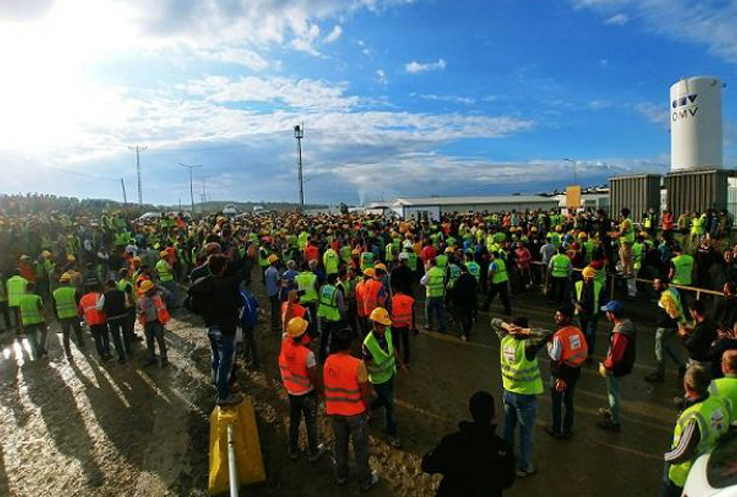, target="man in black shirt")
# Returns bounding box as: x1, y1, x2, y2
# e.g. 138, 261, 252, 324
422, 391, 515, 497
390, 253, 414, 296
101, 279, 129, 364
678, 300, 718, 368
